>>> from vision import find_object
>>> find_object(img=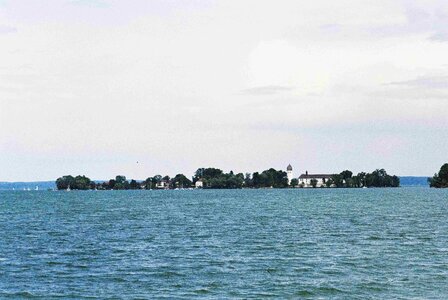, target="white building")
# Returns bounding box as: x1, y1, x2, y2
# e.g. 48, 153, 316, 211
298, 171, 332, 187
195, 179, 204, 189
287, 164, 293, 185
156, 180, 169, 189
